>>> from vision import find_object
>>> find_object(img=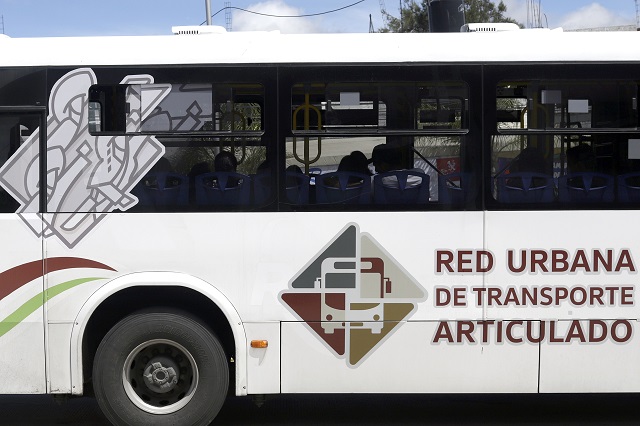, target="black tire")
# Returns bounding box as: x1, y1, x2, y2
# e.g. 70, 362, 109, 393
93, 311, 229, 426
